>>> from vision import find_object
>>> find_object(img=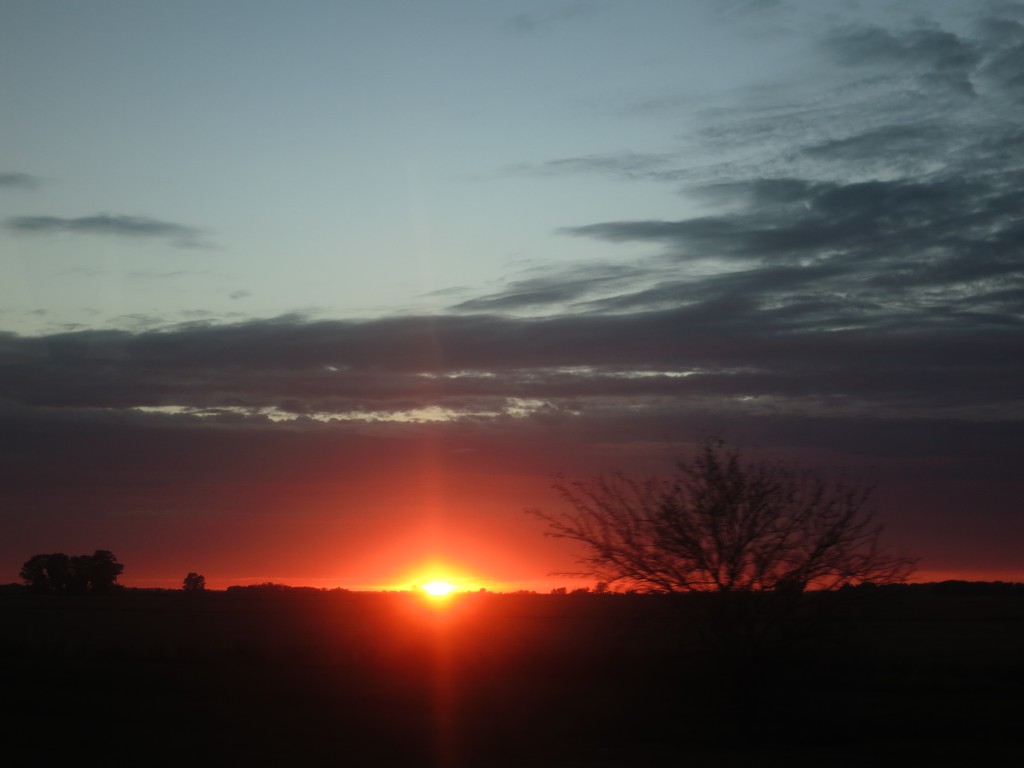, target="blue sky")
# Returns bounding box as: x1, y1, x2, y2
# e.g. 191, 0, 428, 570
3, 0, 966, 333
2, 1, 1022, 587
2, 0, 710, 330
